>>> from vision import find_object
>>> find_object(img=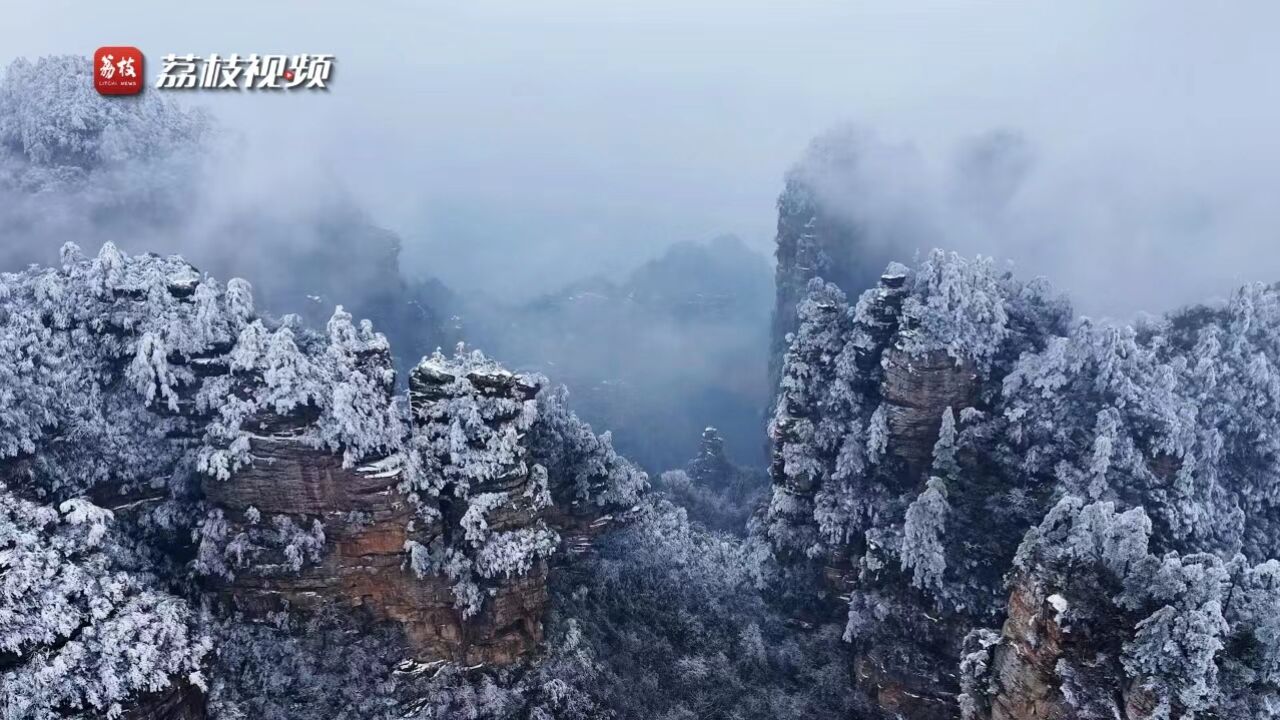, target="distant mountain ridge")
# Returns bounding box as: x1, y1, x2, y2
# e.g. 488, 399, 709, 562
468, 234, 774, 471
